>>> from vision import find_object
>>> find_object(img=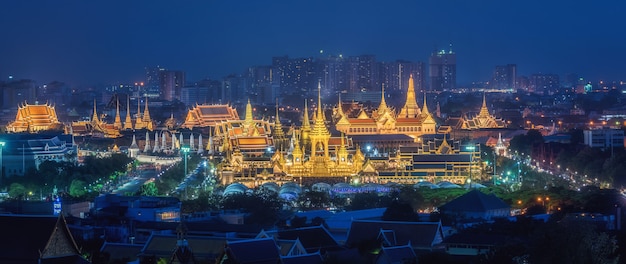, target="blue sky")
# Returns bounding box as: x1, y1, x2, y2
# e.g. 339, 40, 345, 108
1, 0, 624, 86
